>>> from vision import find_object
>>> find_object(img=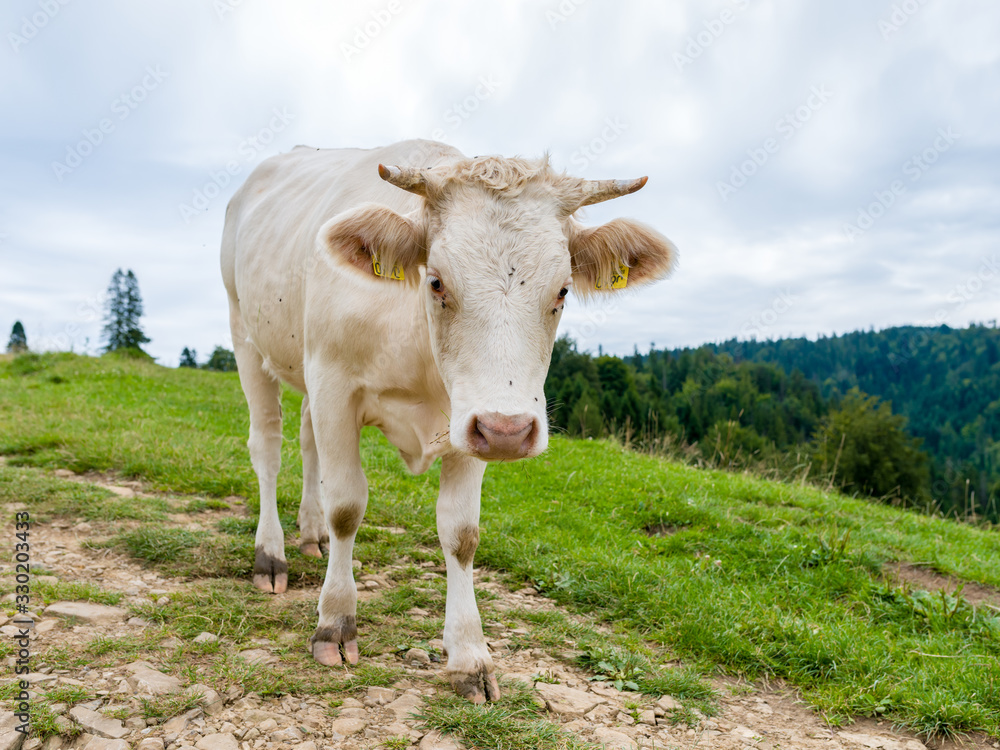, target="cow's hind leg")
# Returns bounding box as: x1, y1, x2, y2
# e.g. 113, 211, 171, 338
232, 336, 288, 594
307, 396, 367, 666
438, 454, 498, 703
297, 395, 327, 558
